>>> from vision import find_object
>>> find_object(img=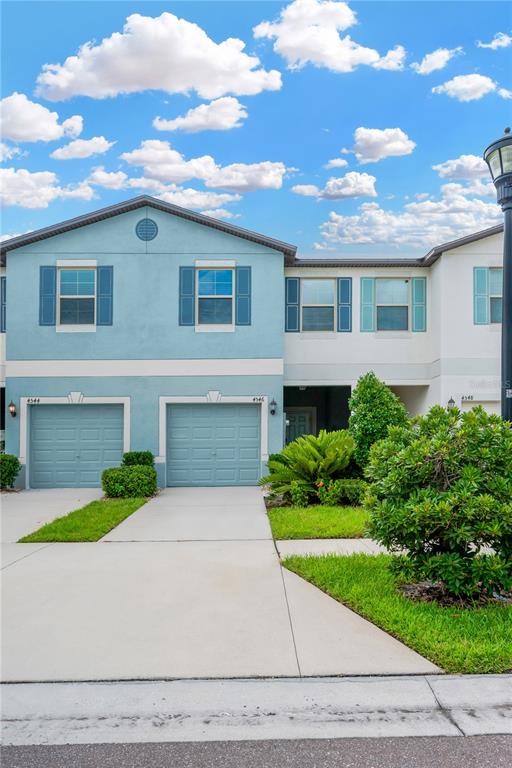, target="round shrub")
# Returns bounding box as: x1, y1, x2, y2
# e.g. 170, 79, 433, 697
1, 454, 21, 489
316, 478, 368, 506
121, 451, 154, 467
102, 465, 157, 498
365, 405, 512, 599
349, 372, 409, 469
